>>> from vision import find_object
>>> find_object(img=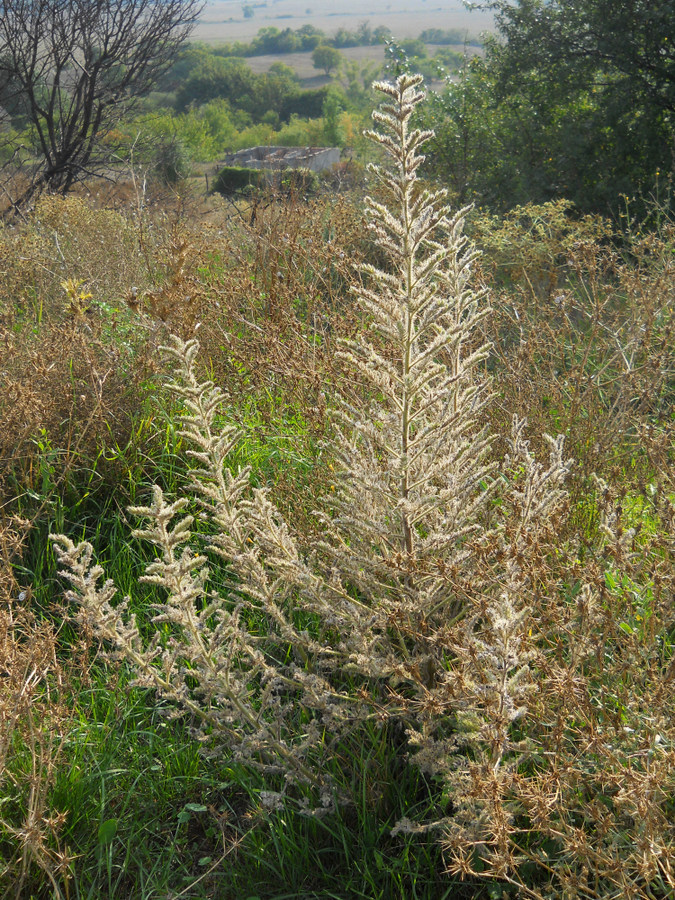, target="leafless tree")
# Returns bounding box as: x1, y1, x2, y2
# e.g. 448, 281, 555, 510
0, 0, 202, 209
